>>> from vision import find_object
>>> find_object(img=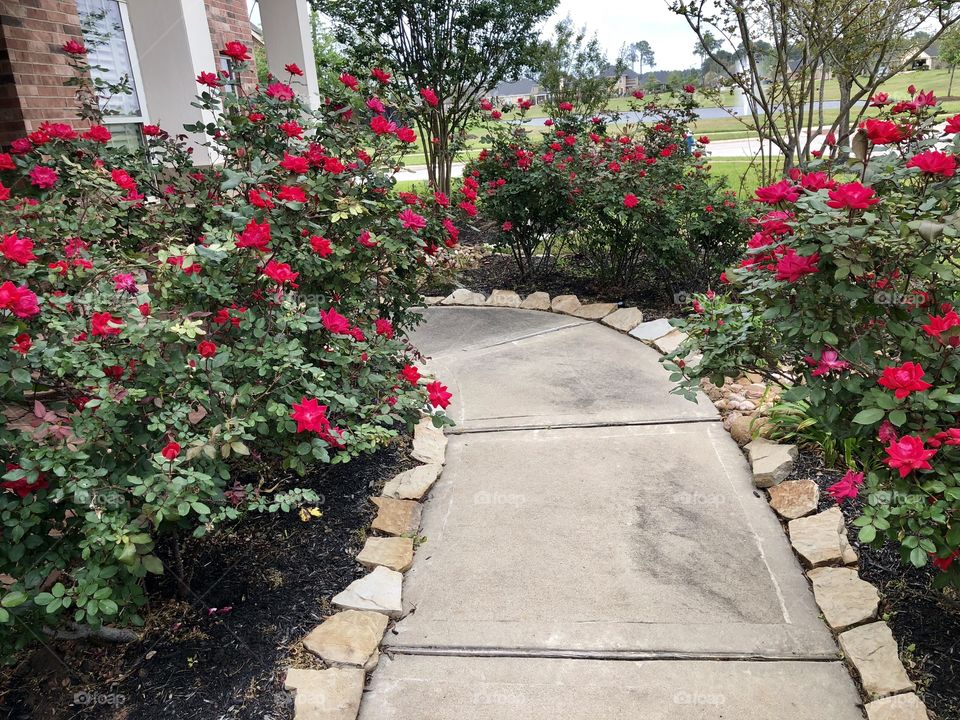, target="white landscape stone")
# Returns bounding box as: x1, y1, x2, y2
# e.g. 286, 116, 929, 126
333, 566, 404, 618
284, 667, 365, 720
767, 479, 819, 519
601, 306, 644, 332
381, 463, 442, 501
839, 622, 915, 700
485, 289, 522, 308
808, 566, 879, 631
302, 610, 389, 670
629, 317, 674, 341
440, 288, 486, 306
652, 329, 687, 355
788, 507, 848, 567
746, 439, 797, 488
423, 296, 445, 306
357, 536, 415, 573
520, 291, 551, 310
410, 418, 447, 465
573, 303, 618, 320
550, 294, 581, 314
864, 693, 929, 720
